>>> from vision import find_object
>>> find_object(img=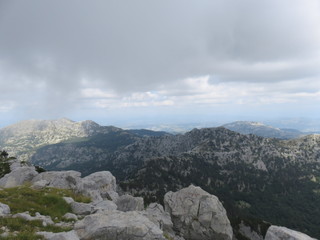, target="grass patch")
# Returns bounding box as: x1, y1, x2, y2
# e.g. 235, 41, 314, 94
0, 217, 72, 239
0, 186, 90, 221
